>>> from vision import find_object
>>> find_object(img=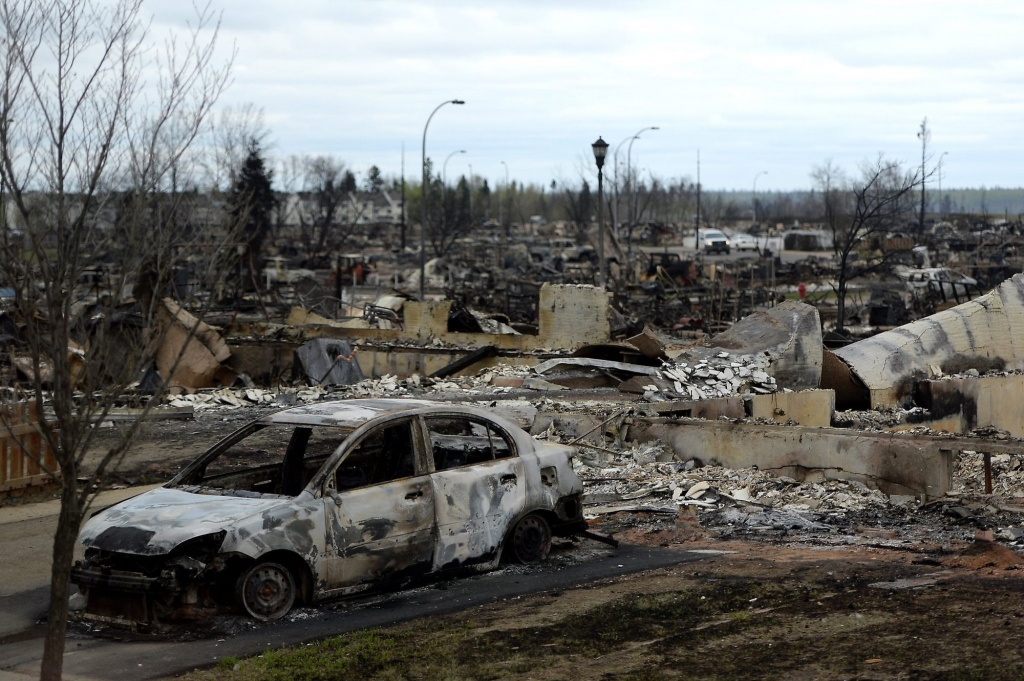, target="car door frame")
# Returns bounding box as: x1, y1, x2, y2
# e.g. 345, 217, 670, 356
417, 412, 528, 572
315, 412, 437, 597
